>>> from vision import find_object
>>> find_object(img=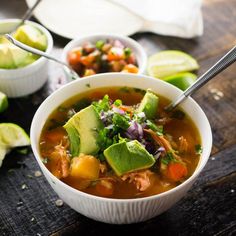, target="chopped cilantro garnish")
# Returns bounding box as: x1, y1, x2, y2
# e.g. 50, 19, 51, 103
195, 144, 203, 155
146, 120, 163, 135
112, 113, 130, 130
96, 40, 105, 50
114, 99, 122, 106
93, 95, 110, 113
124, 47, 132, 57
161, 152, 176, 165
